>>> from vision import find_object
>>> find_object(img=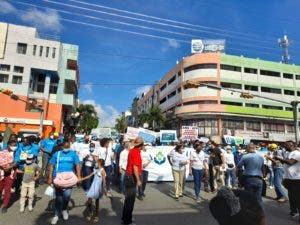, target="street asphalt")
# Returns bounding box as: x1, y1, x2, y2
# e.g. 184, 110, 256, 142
0, 182, 298, 225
